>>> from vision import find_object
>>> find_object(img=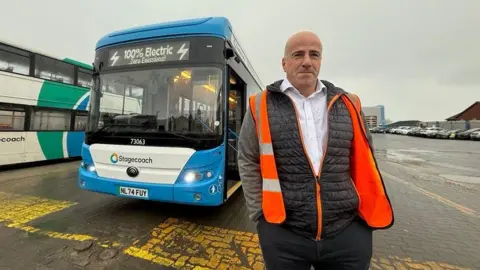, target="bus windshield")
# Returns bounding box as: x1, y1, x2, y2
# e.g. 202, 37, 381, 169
87, 66, 223, 138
